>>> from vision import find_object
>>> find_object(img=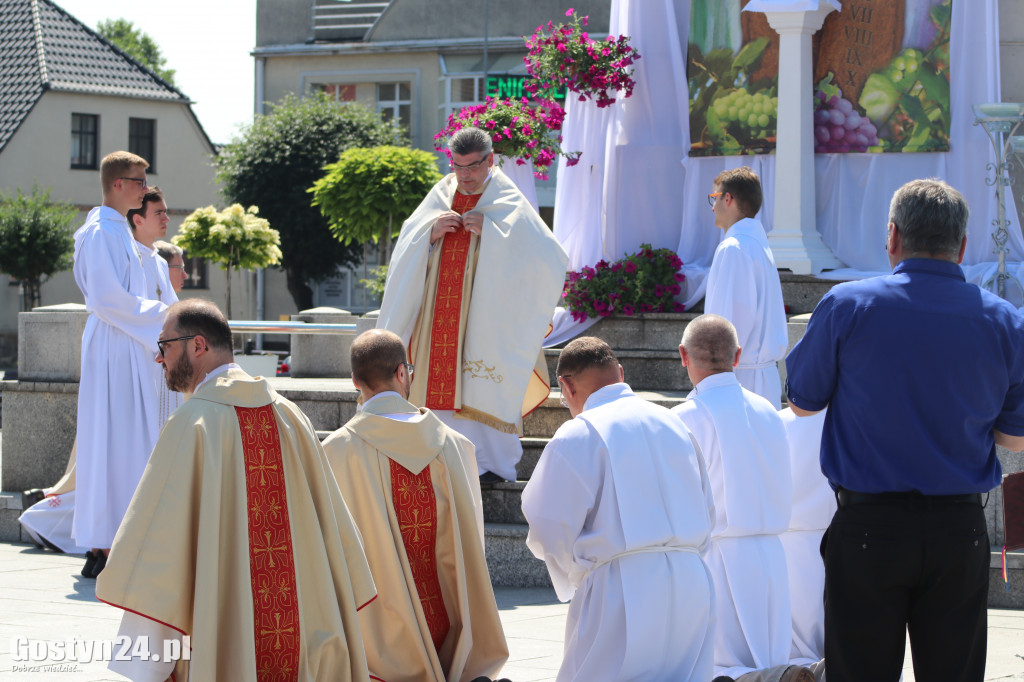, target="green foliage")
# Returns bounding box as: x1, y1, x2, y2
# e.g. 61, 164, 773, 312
688, 38, 777, 156
562, 244, 686, 321
359, 265, 389, 299
173, 204, 281, 272
0, 186, 77, 310
310, 146, 442, 249
97, 18, 176, 85
216, 94, 405, 309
